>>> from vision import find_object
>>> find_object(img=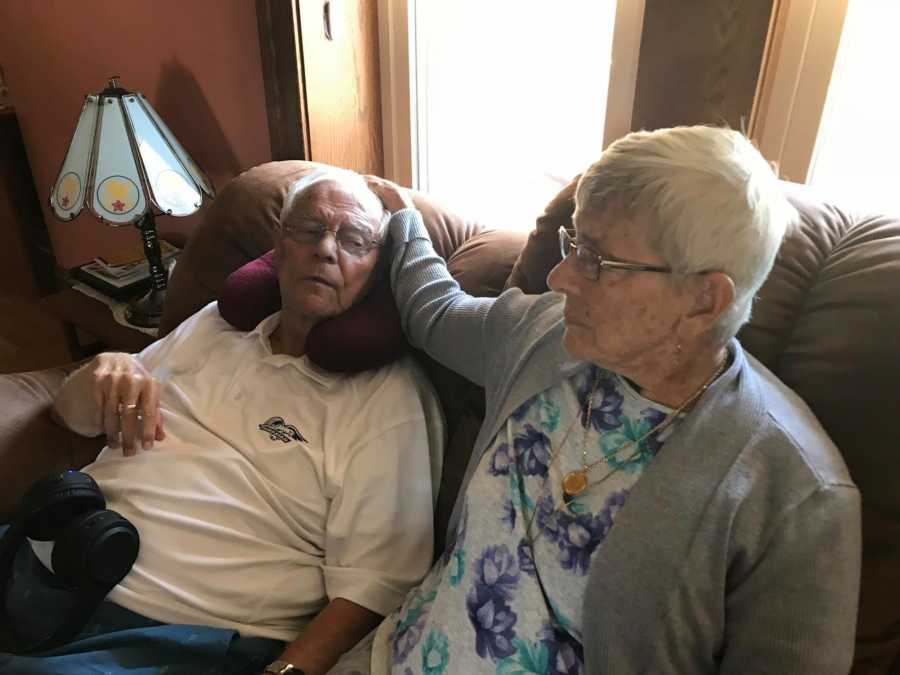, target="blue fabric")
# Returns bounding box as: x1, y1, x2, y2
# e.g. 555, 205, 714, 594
0, 525, 283, 674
